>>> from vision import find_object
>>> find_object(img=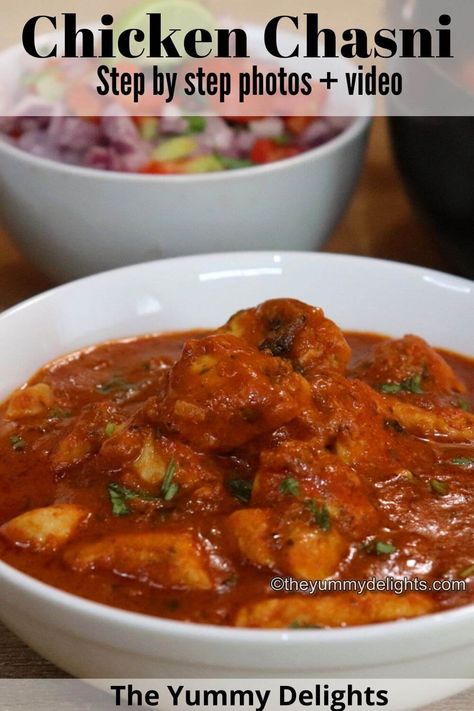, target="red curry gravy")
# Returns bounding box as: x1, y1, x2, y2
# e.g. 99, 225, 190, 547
0, 300, 473, 629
